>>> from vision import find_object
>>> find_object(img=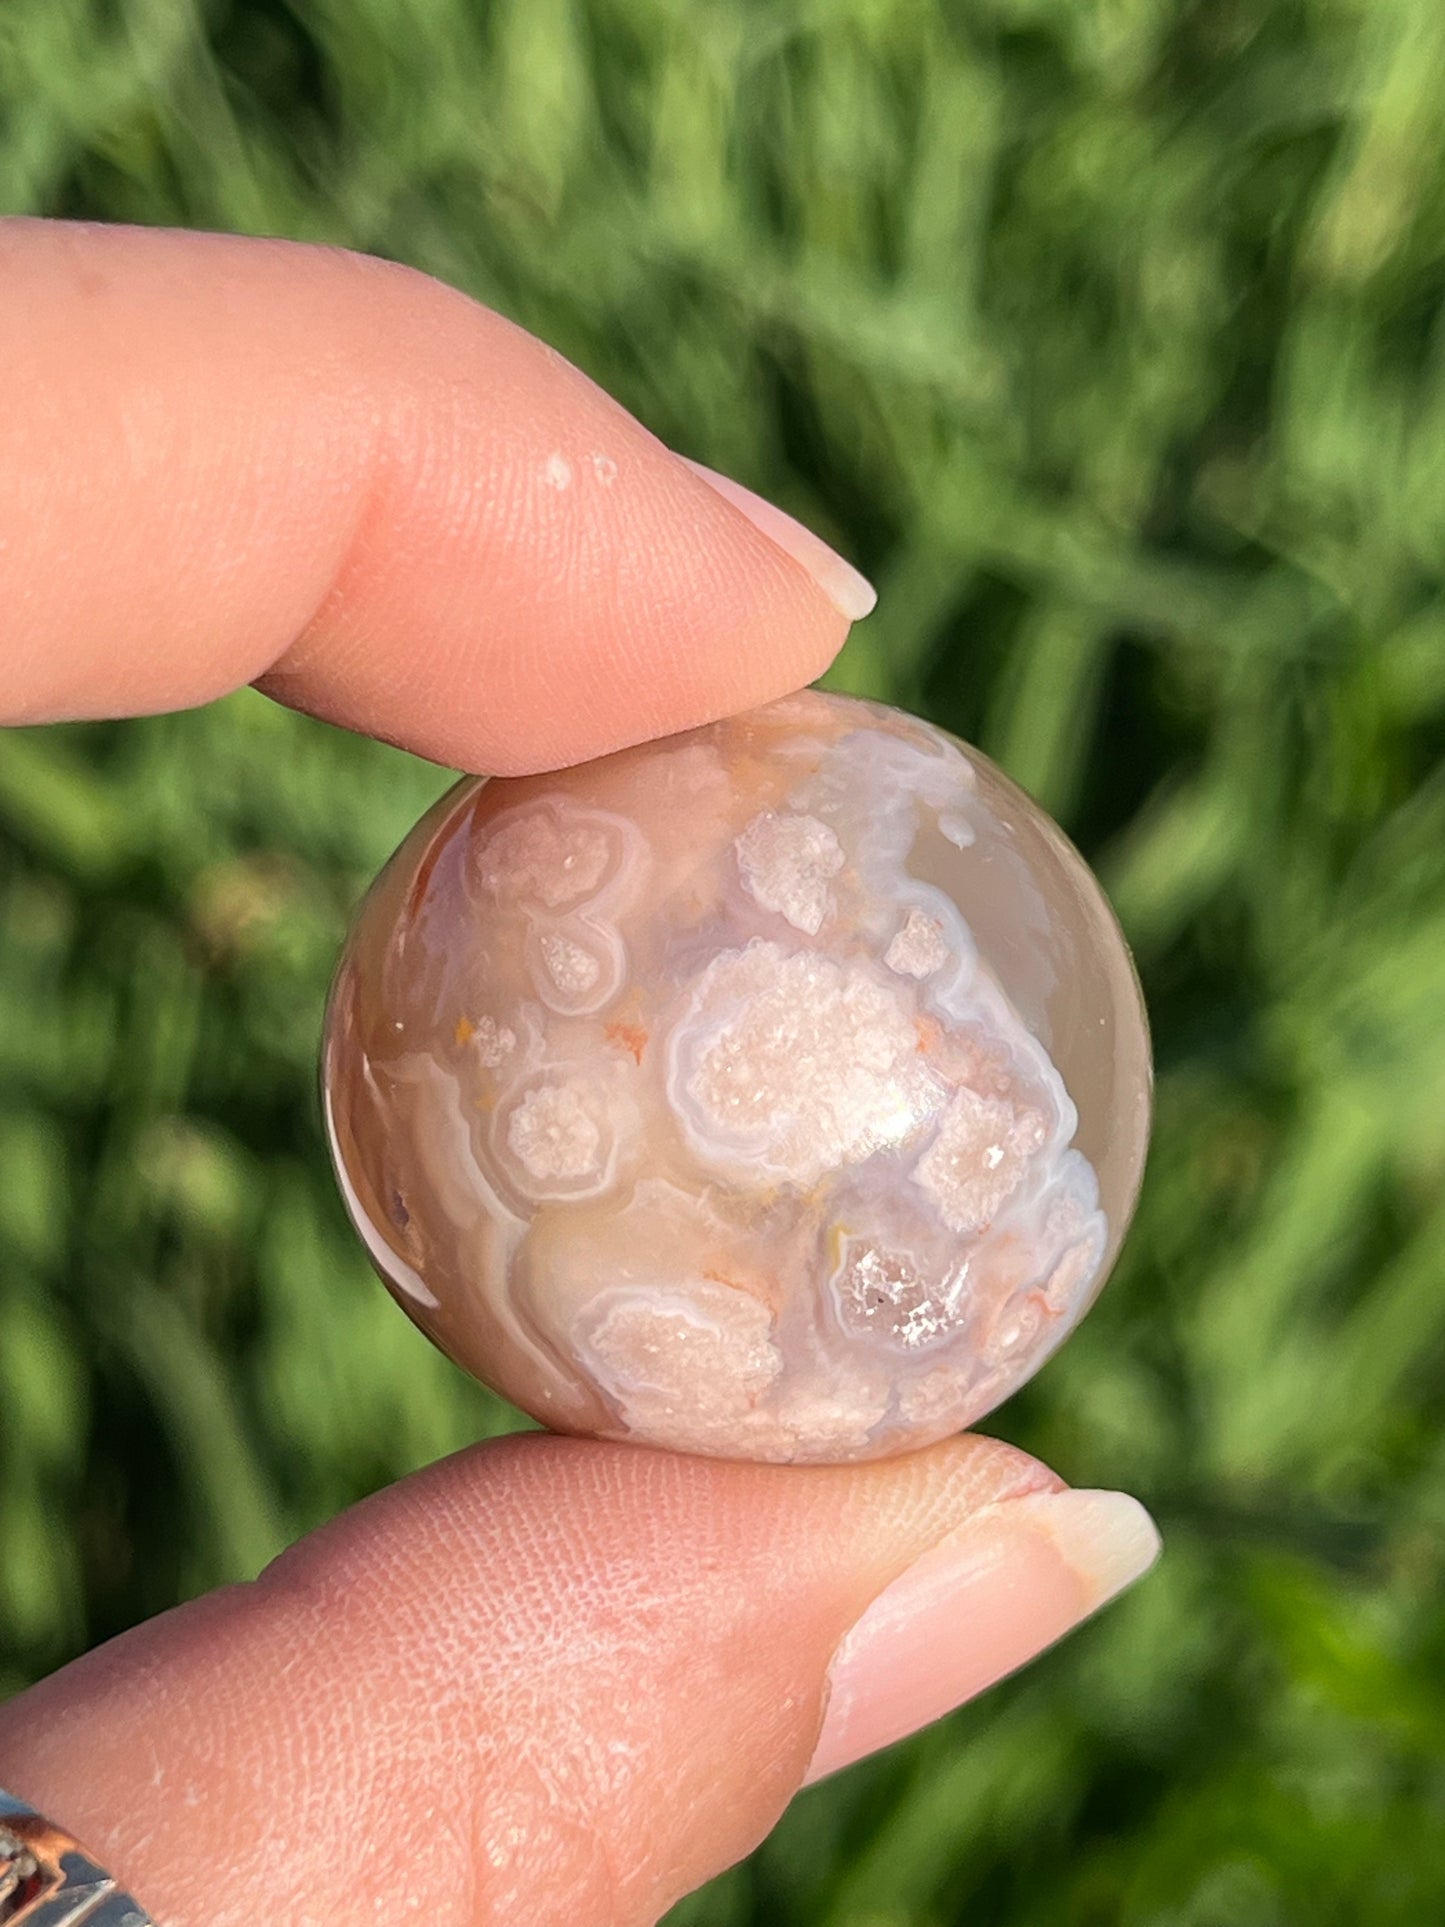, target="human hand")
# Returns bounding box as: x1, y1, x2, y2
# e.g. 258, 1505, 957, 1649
0, 218, 1159, 1927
